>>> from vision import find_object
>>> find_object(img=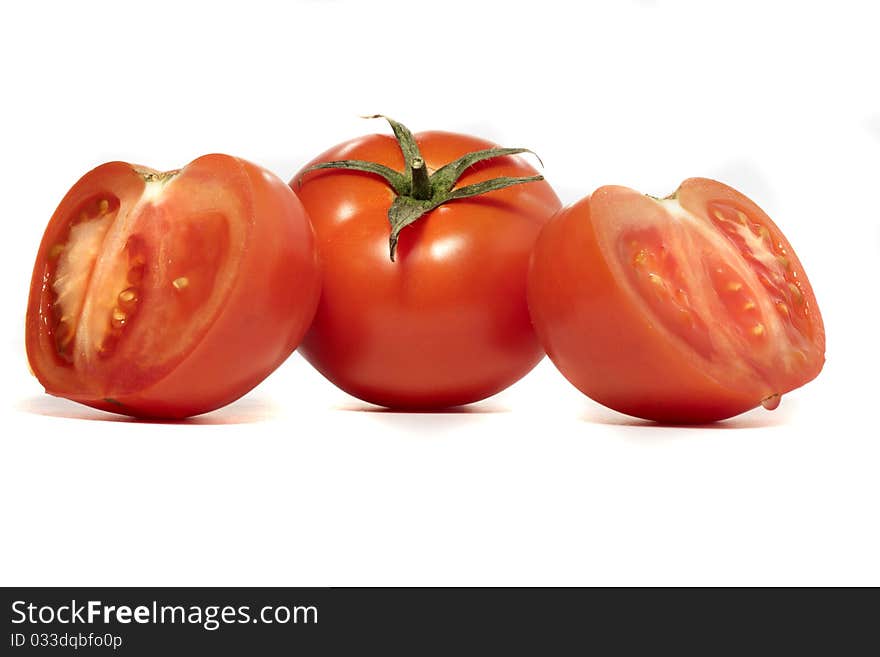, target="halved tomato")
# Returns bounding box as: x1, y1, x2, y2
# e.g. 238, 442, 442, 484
26, 155, 321, 419
527, 178, 825, 423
